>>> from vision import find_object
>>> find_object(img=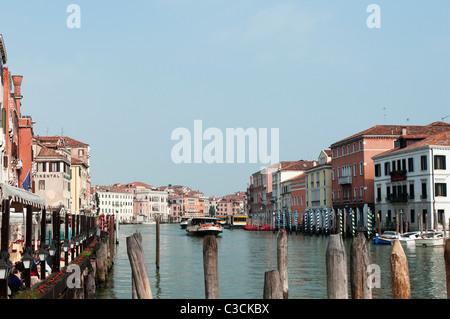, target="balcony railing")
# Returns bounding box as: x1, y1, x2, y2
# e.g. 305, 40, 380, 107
338, 176, 352, 185
386, 194, 409, 203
